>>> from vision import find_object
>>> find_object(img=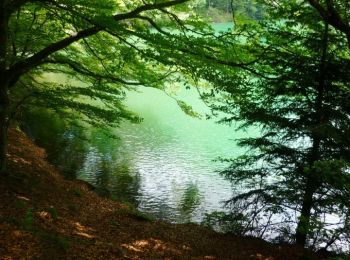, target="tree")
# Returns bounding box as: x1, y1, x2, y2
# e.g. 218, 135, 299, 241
1, 0, 239, 173
202, 0, 264, 21
306, 0, 350, 48
206, 0, 350, 250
